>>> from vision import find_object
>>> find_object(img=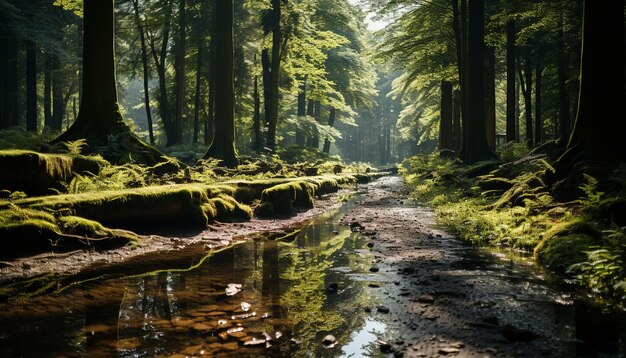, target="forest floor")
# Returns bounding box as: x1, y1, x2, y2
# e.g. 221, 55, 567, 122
340, 176, 619, 358
0, 188, 347, 281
